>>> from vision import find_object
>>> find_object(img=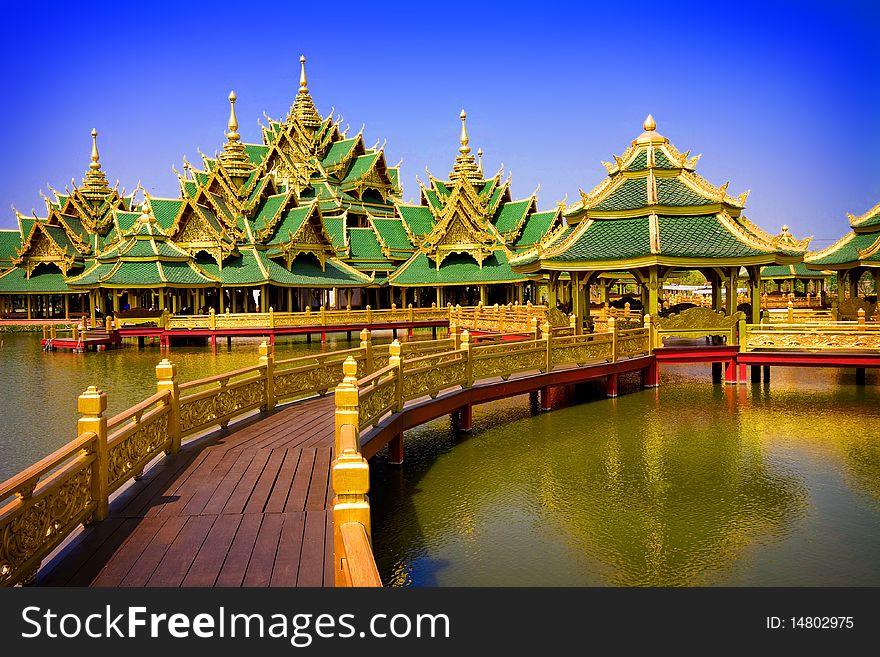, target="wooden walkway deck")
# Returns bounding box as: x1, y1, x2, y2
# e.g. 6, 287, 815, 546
37, 396, 337, 587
